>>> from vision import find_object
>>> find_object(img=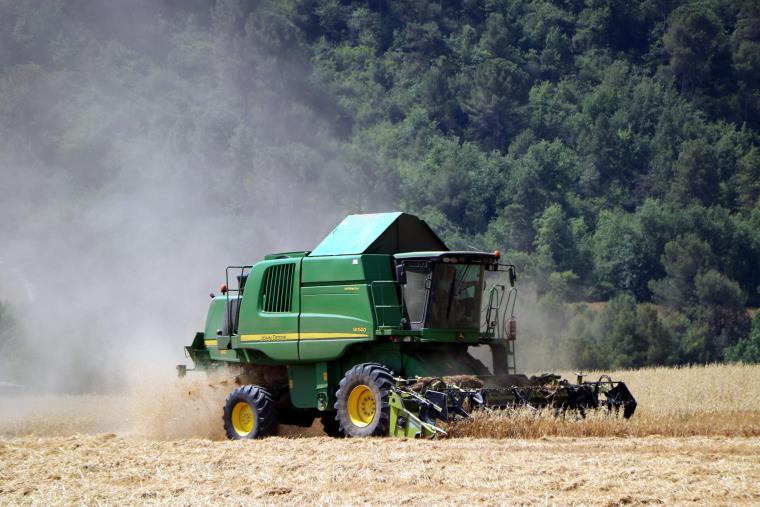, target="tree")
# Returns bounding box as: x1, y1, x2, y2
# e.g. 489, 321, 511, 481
592, 210, 651, 299
730, 5, 760, 127
506, 139, 582, 220
562, 305, 604, 370
533, 204, 575, 274
459, 57, 528, 151
594, 293, 646, 369
574, 0, 647, 54
650, 235, 750, 362
693, 269, 750, 357
735, 146, 760, 211
404, 137, 501, 234
649, 234, 714, 314
637, 304, 677, 366
663, 3, 727, 96
725, 311, 760, 363
485, 203, 535, 253
669, 139, 720, 207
